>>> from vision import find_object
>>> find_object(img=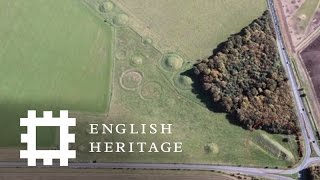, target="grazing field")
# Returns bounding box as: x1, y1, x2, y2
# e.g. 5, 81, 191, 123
113, 0, 267, 60
301, 35, 320, 104
0, 0, 113, 146
75, 0, 299, 167
0, 0, 300, 168
252, 134, 295, 162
